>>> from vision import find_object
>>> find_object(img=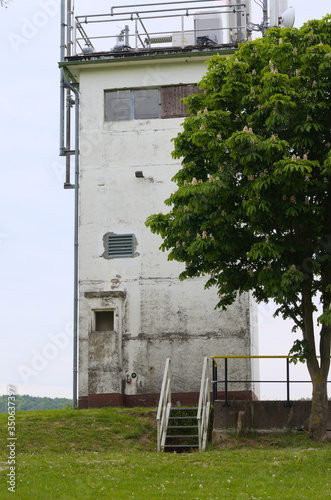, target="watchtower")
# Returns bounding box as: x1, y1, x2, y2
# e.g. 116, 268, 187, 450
59, 1, 259, 408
